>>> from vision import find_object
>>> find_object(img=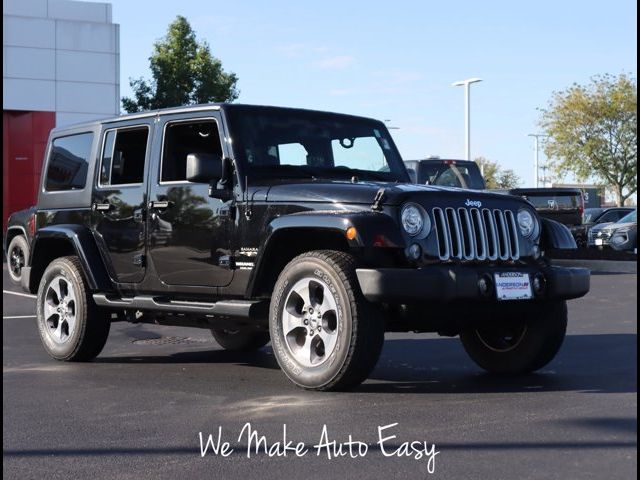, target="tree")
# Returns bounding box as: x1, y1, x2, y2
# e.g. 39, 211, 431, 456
474, 157, 522, 189
122, 16, 239, 113
539, 74, 637, 206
